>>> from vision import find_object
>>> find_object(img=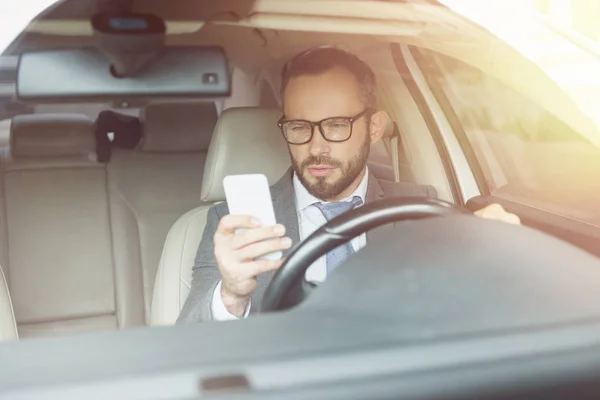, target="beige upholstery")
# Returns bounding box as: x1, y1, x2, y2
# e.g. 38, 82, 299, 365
151, 207, 211, 325
11, 113, 95, 158
151, 107, 291, 326
0, 265, 18, 341
2, 114, 133, 337
5, 162, 117, 336
108, 102, 217, 322
140, 101, 218, 153
201, 107, 290, 201
0, 103, 219, 338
